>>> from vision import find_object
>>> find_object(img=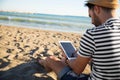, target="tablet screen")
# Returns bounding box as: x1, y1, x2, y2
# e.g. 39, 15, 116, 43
60, 42, 76, 58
